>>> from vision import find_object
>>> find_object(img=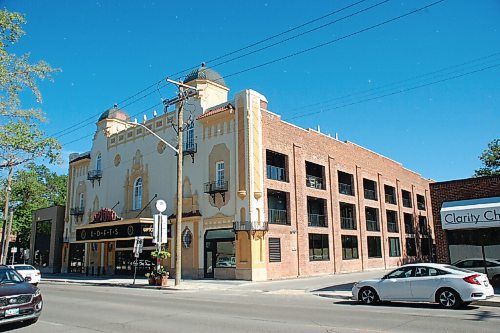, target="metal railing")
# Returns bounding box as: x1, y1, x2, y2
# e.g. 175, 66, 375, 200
183, 142, 197, 154
266, 165, 286, 181
385, 193, 396, 205
308, 214, 327, 227
402, 198, 412, 208
268, 209, 289, 225
87, 169, 103, 180
366, 219, 379, 231
341, 217, 356, 230
339, 183, 354, 196
364, 189, 377, 200
204, 180, 229, 193
387, 222, 399, 233
306, 175, 324, 189
233, 221, 269, 231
